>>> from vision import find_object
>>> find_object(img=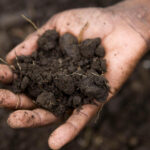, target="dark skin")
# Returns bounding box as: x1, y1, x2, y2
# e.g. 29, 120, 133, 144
0, 0, 150, 149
